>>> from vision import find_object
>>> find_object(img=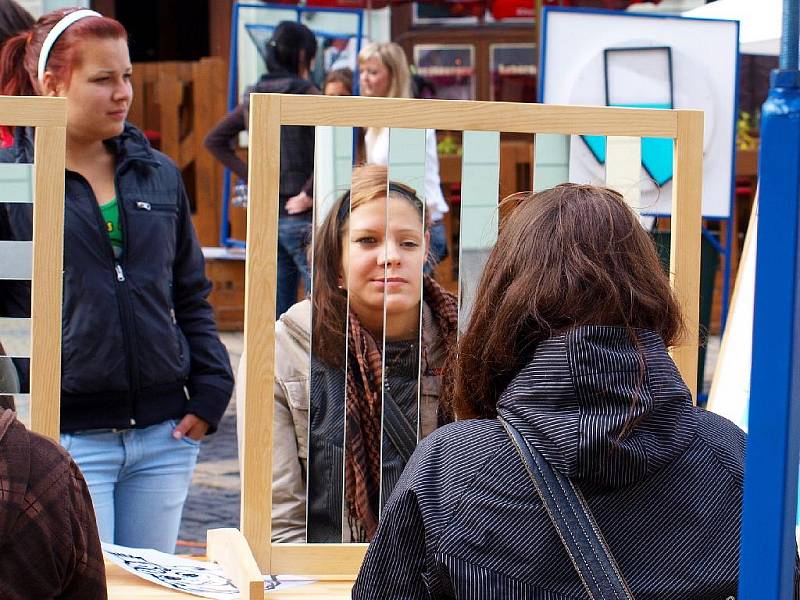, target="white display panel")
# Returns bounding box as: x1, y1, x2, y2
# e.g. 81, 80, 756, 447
541, 8, 738, 218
